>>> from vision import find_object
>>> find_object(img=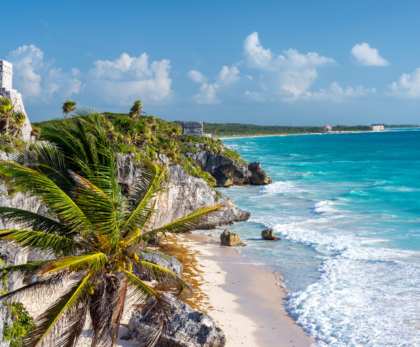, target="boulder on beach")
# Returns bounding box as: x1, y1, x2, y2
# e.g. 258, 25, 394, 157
220, 229, 246, 247
125, 293, 227, 347
261, 229, 281, 241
